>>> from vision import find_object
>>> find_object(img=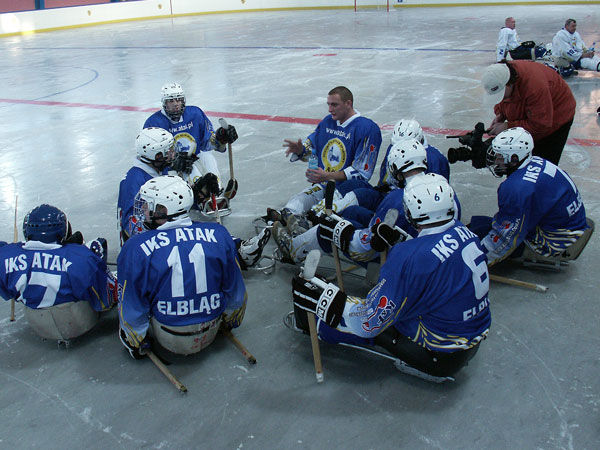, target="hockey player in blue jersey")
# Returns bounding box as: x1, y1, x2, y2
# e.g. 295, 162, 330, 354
273, 140, 459, 265
144, 82, 238, 200
118, 128, 269, 268
469, 127, 588, 266
284, 118, 449, 236
289, 175, 491, 381
118, 176, 248, 357
0, 204, 117, 340
262, 86, 382, 226
118, 127, 175, 243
